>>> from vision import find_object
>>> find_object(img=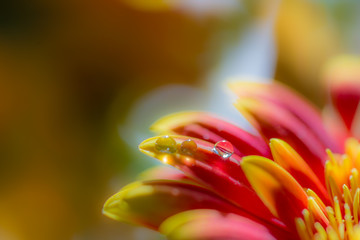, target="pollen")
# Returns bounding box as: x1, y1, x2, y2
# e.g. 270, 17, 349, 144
296, 138, 360, 240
